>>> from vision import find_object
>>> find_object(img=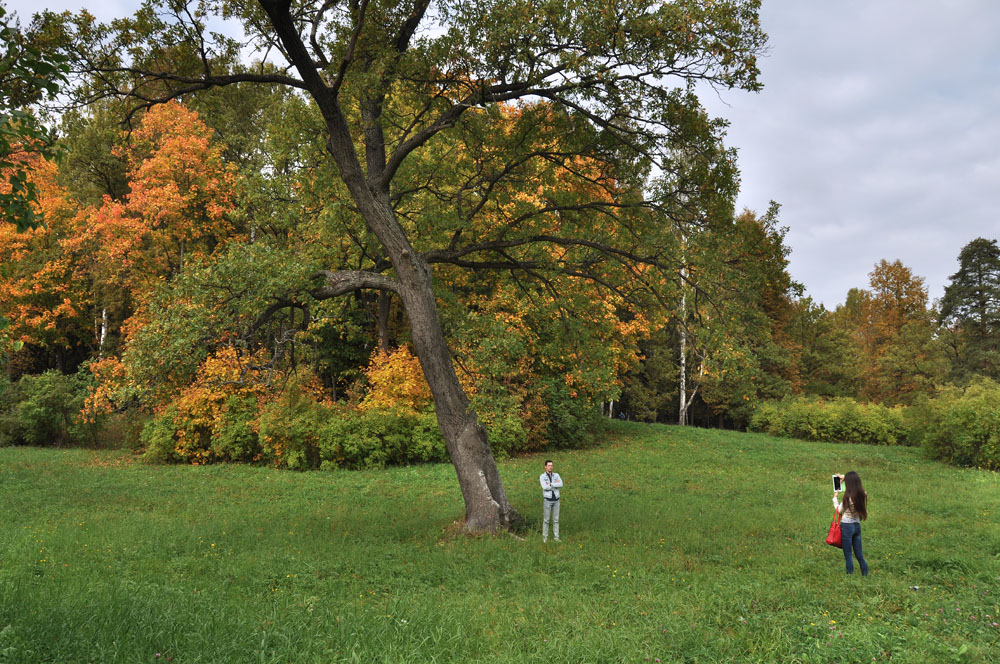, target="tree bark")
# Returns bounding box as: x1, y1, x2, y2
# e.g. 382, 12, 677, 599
97, 307, 108, 358
344, 186, 520, 532
376, 291, 391, 354
678, 251, 691, 425
679, 289, 688, 426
